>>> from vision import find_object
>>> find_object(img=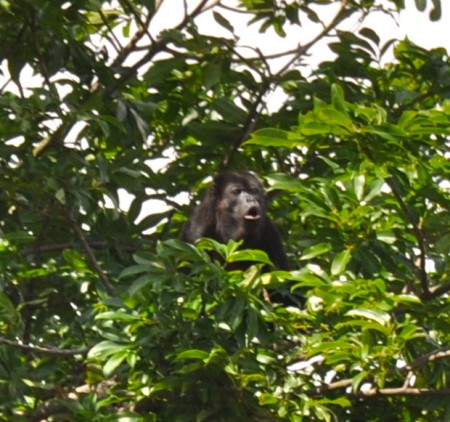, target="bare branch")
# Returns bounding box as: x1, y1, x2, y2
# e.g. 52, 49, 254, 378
313, 377, 450, 398
0, 337, 89, 356
404, 347, 450, 372
98, 9, 123, 54
274, 0, 349, 78
313, 347, 450, 399
112, 1, 154, 68
360, 387, 450, 397
121, 0, 153, 41
219, 3, 273, 14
